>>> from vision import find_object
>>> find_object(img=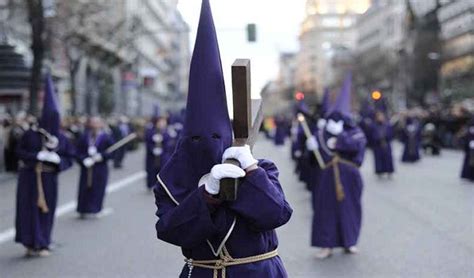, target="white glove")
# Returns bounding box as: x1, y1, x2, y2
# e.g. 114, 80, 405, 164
45, 152, 61, 164
152, 134, 163, 143
45, 136, 59, 150
88, 146, 98, 156
306, 136, 319, 151
153, 148, 163, 156
92, 153, 103, 163
326, 119, 344, 135
168, 128, 178, 138
317, 118, 327, 129
469, 140, 474, 149
204, 164, 246, 195
37, 150, 49, 162
222, 145, 258, 170
327, 137, 337, 149
294, 150, 302, 158
83, 157, 95, 168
